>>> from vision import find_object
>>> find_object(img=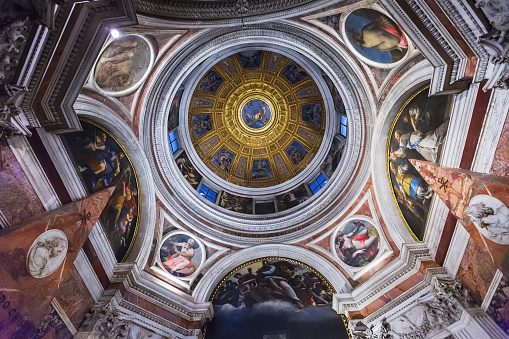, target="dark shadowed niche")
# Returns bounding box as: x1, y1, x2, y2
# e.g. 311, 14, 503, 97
206, 258, 349, 339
